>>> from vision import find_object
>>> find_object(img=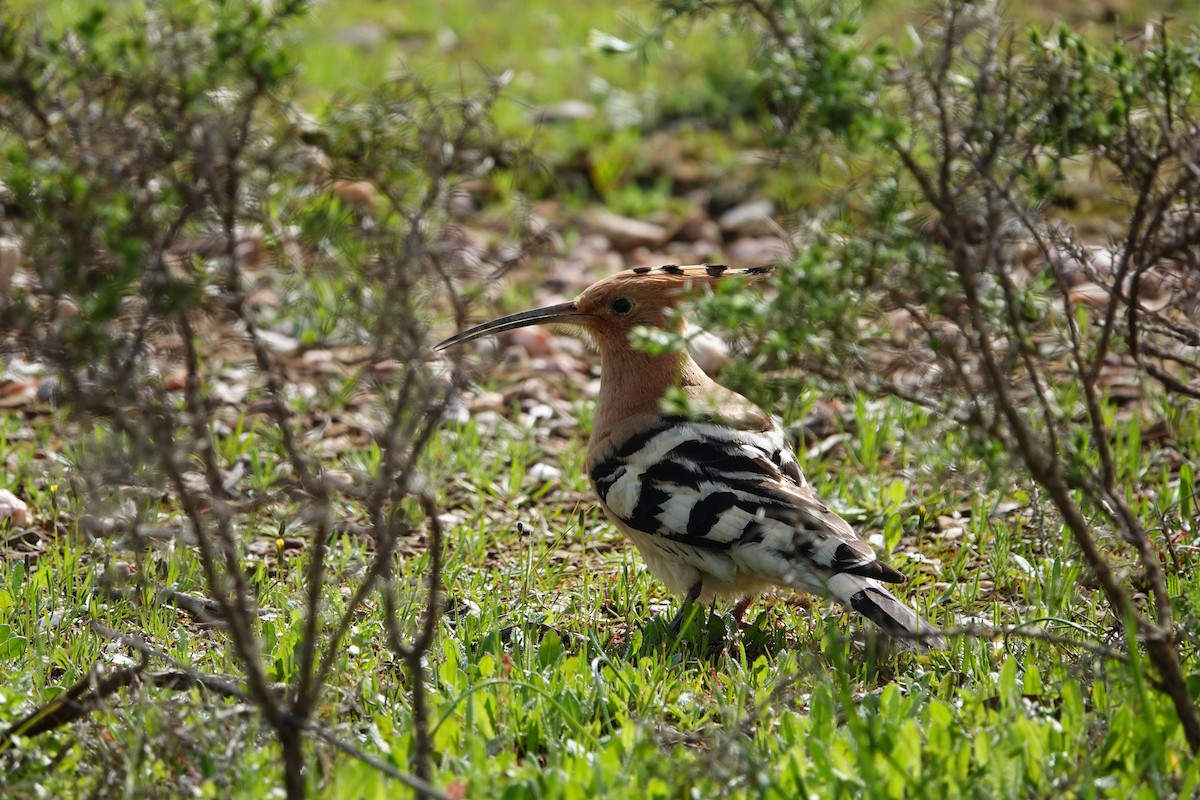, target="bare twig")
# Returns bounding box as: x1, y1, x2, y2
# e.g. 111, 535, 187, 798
745, 0, 1200, 753
89, 624, 450, 800
0, 655, 148, 747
